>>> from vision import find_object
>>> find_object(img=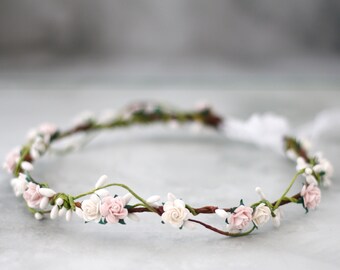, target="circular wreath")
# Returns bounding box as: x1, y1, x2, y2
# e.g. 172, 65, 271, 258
3, 102, 333, 237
